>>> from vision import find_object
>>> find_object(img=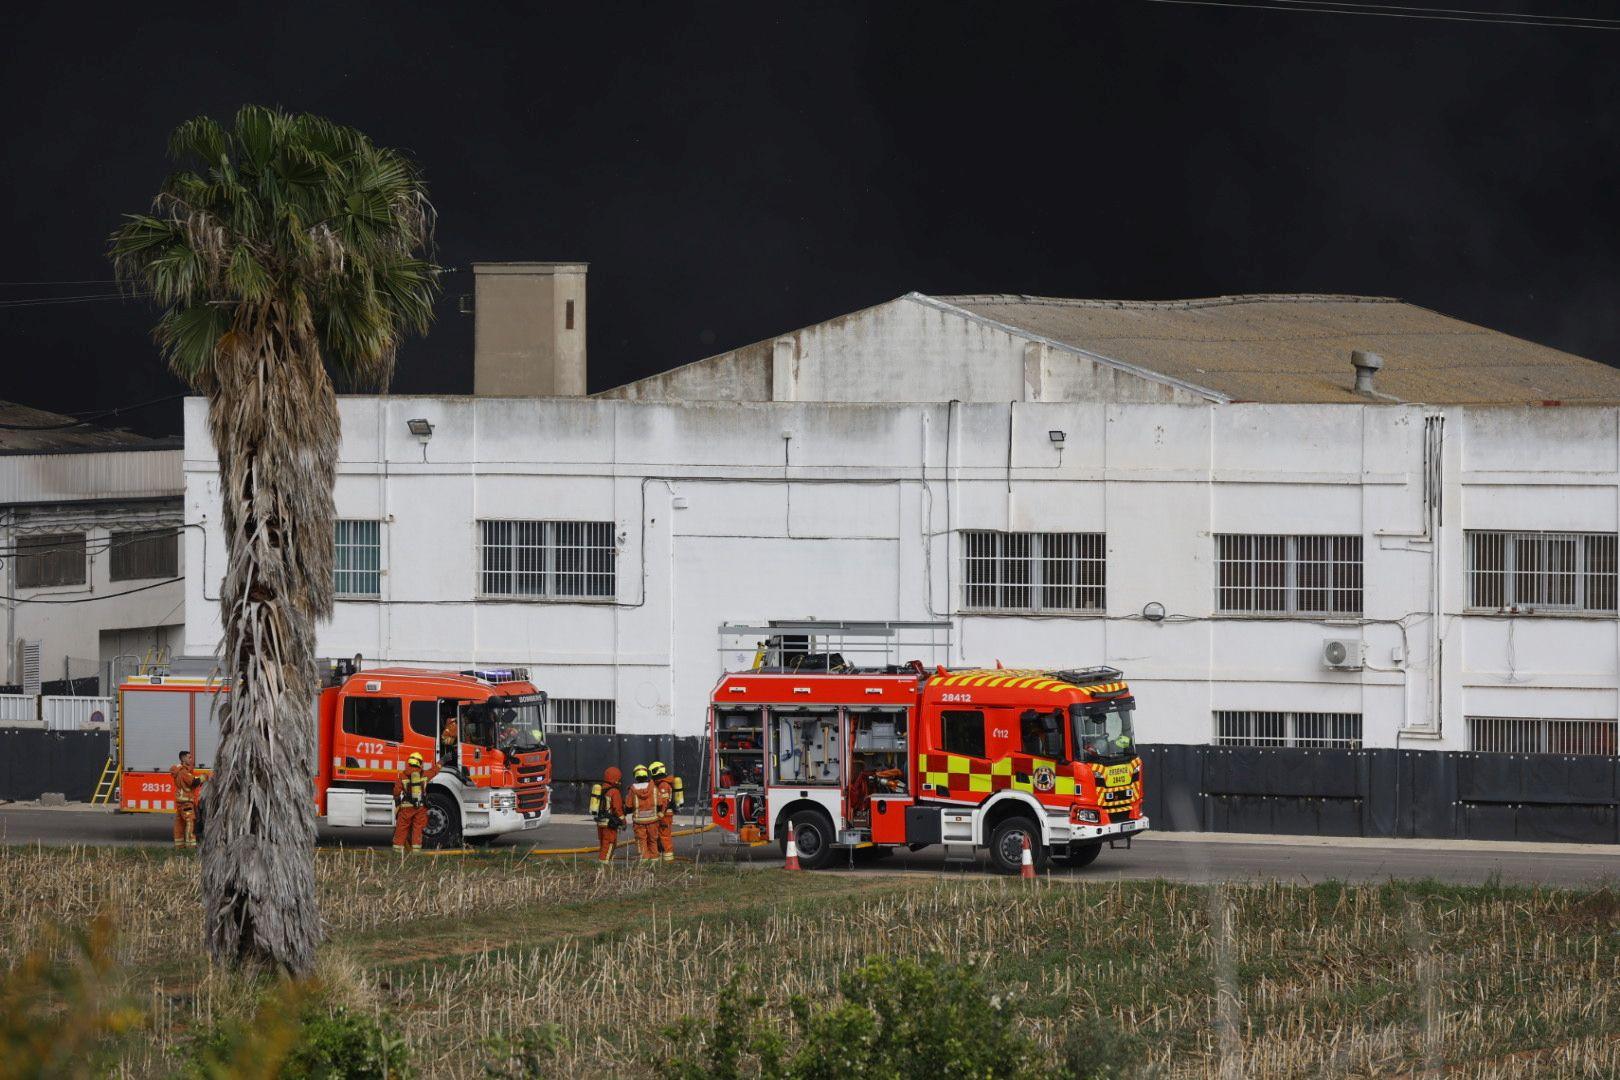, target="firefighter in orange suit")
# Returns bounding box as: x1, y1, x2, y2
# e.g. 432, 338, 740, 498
649, 760, 682, 862
393, 752, 439, 852
627, 765, 664, 862
169, 750, 202, 848
589, 765, 626, 864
